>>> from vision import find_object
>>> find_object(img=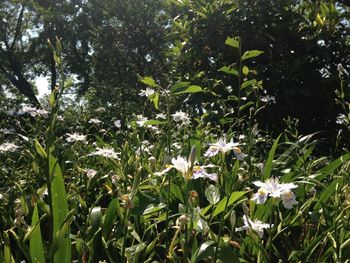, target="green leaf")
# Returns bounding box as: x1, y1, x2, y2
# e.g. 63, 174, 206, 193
4, 245, 15, 263
102, 199, 119, 239
219, 66, 239, 76
49, 91, 56, 107
263, 134, 282, 180
170, 183, 184, 203
242, 66, 249, 75
317, 153, 350, 180
241, 79, 257, 89
171, 82, 191, 90
151, 92, 159, 110
49, 155, 71, 263
29, 204, 45, 263
171, 85, 203, 95
35, 139, 47, 158
205, 185, 220, 205
143, 120, 167, 126
213, 192, 246, 217
225, 37, 240, 48
241, 50, 264, 61
90, 206, 102, 232
191, 241, 215, 263
217, 243, 239, 262
140, 76, 158, 87
315, 178, 341, 210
